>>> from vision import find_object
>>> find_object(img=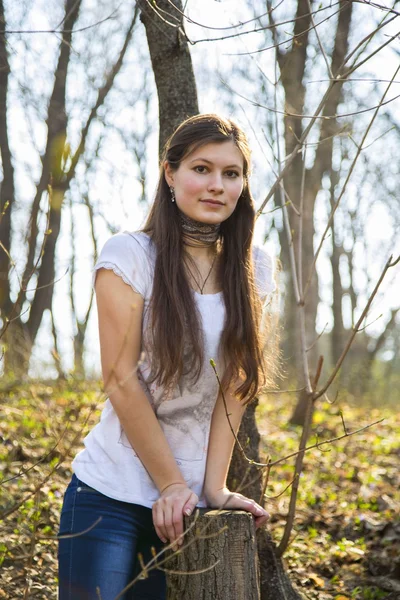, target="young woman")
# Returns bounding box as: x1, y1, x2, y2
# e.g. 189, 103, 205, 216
58, 113, 276, 600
